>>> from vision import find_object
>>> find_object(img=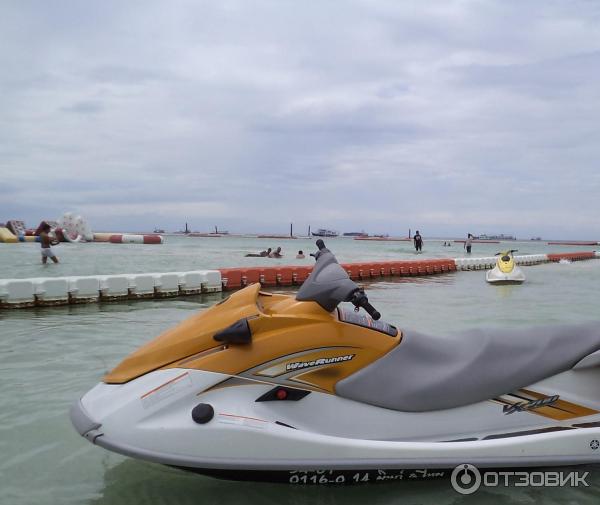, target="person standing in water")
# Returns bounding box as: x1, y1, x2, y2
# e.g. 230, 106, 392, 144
464, 233, 473, 254
40, 223, 59, 264
413, 230, 423, 252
